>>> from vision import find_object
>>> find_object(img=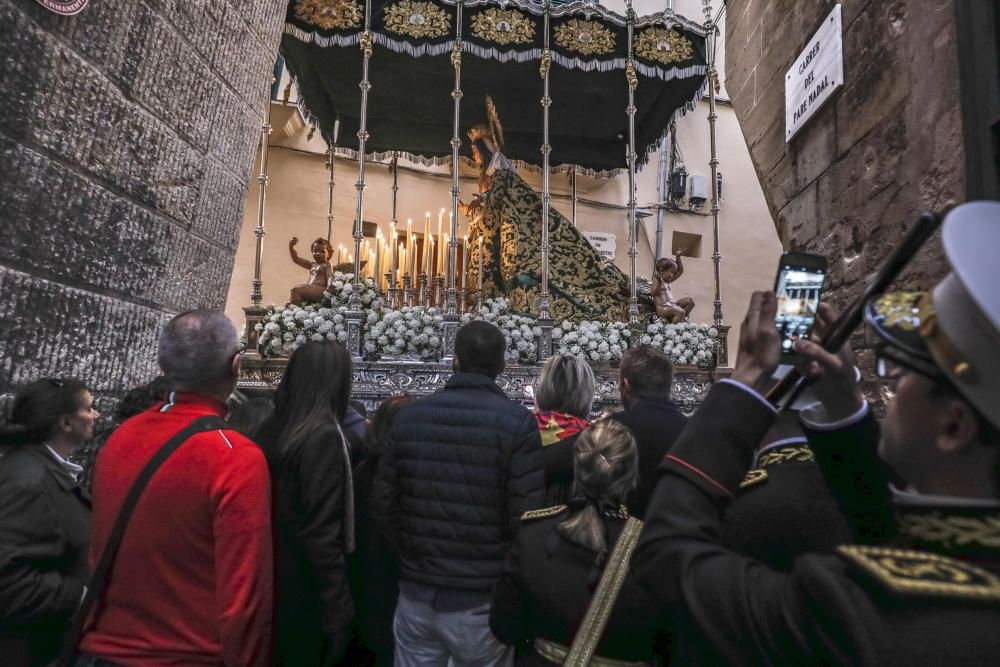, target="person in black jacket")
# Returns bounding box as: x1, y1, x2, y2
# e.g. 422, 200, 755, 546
0, 378, 98, 667
371, 321, 545, 667
533, 354, 594, 506
254, 341, 355, 666
610, 345, 688, 518
491, 419, 667, 666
